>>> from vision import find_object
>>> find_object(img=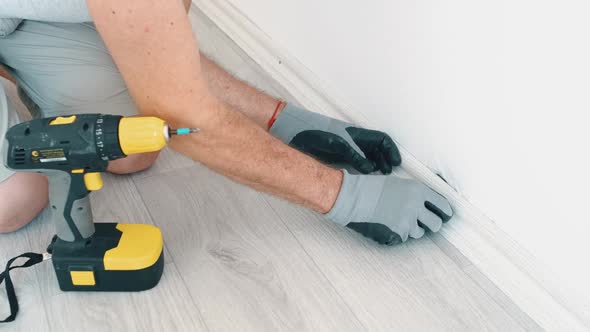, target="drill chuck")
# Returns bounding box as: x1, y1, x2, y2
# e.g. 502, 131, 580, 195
118, 117, 168, 155
114, 117, 199, 155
